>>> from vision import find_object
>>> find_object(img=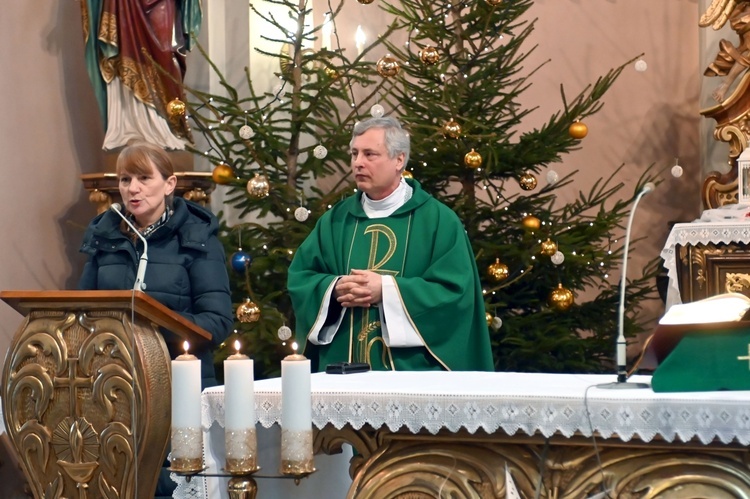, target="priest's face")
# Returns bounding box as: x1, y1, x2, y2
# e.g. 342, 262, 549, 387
350, 128, 405, 200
